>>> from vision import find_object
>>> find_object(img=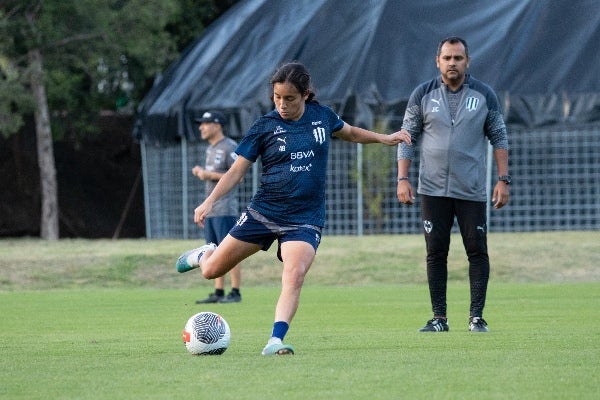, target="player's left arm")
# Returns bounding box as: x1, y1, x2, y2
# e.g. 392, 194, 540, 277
485, 96, 510, 209
334, 122, 411, 146
492, 148, 510, 209
486, 109, 510, 209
